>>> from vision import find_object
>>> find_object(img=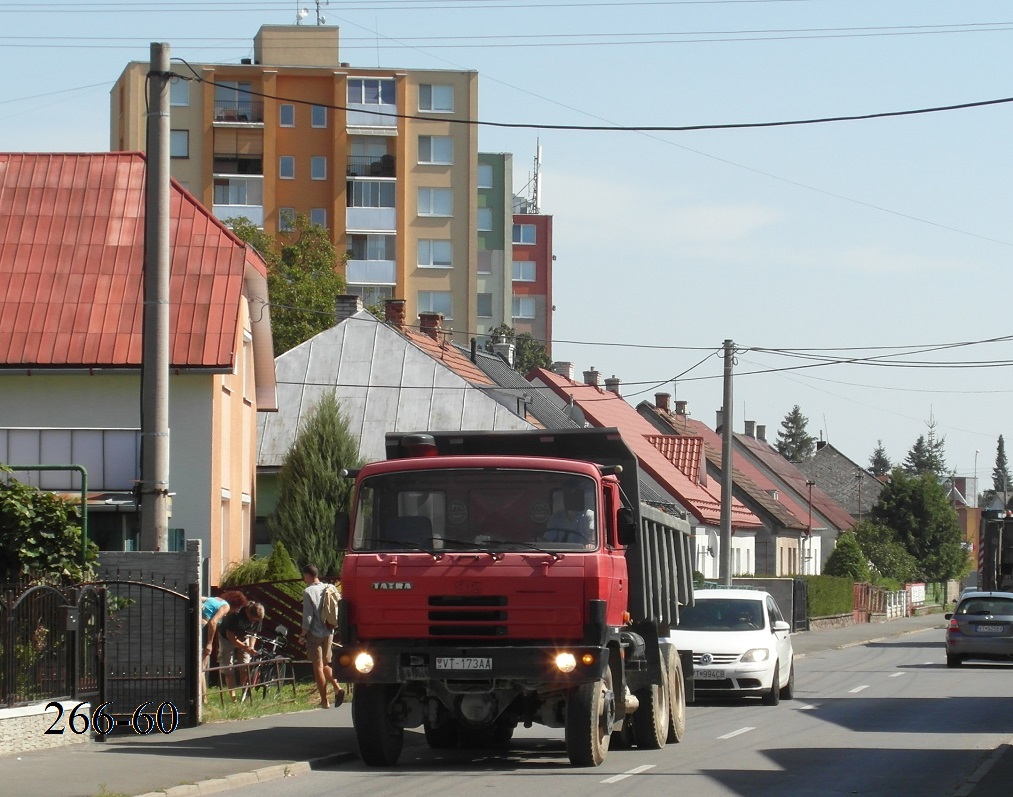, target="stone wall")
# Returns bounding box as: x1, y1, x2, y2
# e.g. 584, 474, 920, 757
808, 613, 854, 631
0, 701, 93, 756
